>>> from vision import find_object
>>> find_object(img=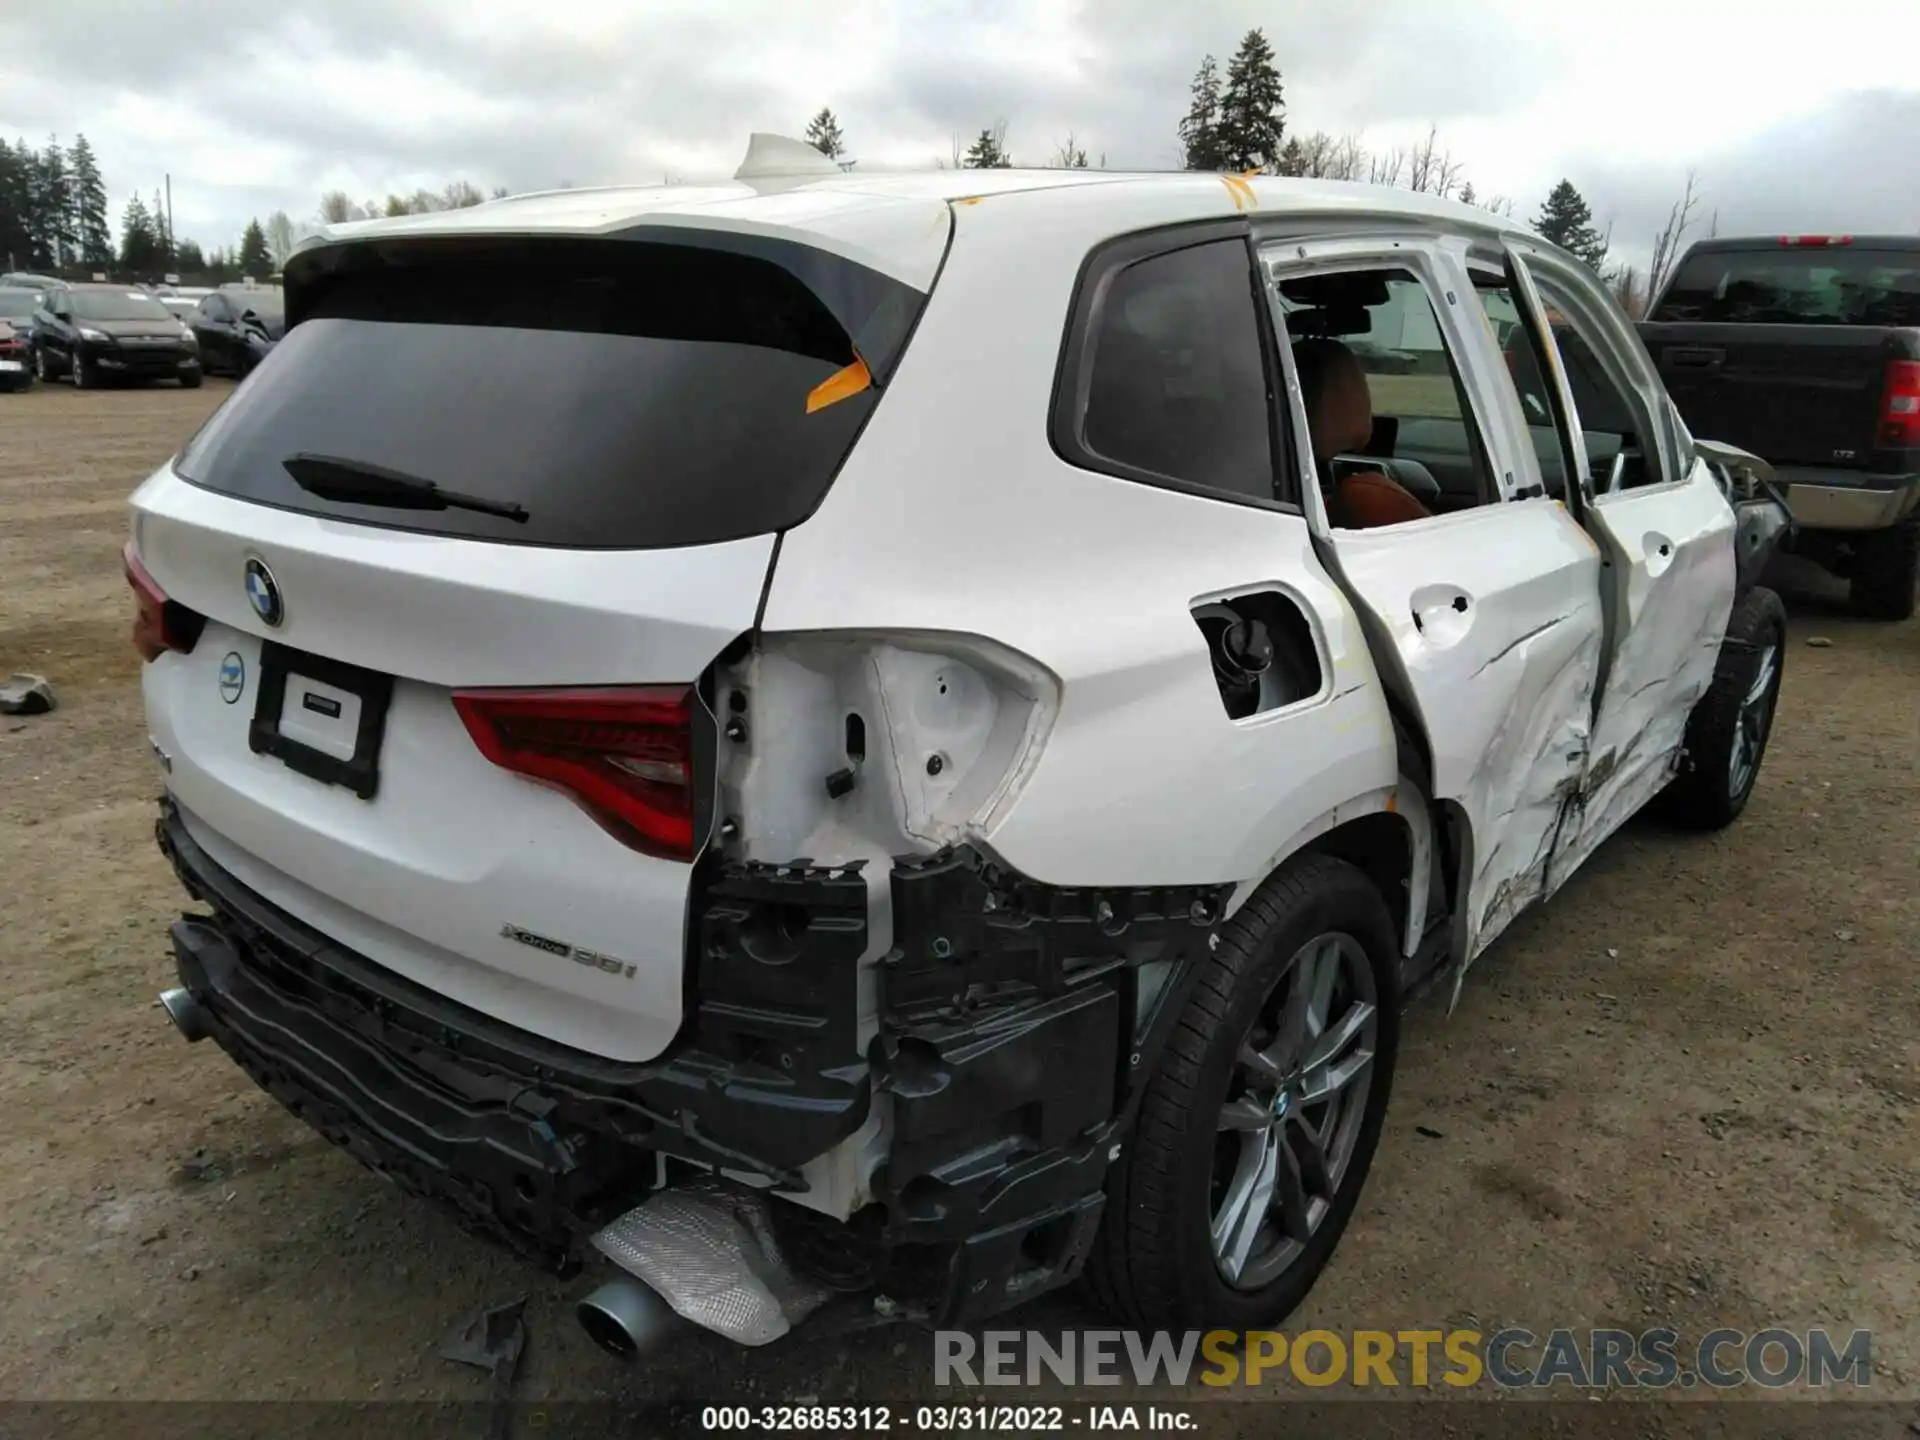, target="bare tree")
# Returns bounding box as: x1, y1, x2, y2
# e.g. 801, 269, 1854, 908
1367, 146, 1405, 188
1609, 264, 1646, 319
1326, 133, 1368, 181
1404, 124, 1465, 198
1290, 130, 1368, 181
441, 179, 486, 209
263, 210, 298, 267
1647, 170, 1702, 304
1480, 193, 1517, 218
1050, 131, 1089, 168
948, 134, 966, 169
317, 190, 359, 224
